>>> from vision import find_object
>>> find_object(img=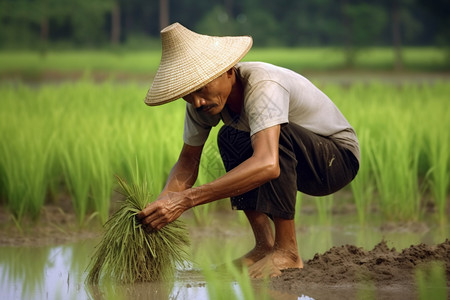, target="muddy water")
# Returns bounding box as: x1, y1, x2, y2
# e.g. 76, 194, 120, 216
1, 213, 448, 300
